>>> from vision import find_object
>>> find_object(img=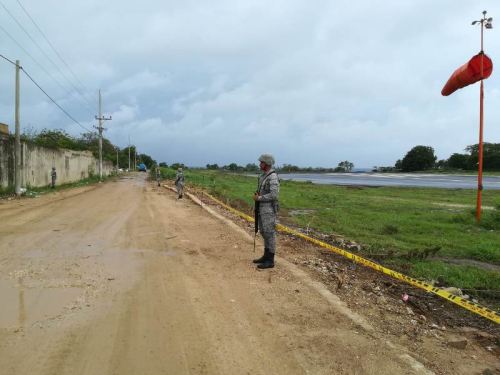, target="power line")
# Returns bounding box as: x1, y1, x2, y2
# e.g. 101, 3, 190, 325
0, 55, 93, 133
15, 0, 99, 108
0, 54, 17, 66
0, 2, 97, 115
